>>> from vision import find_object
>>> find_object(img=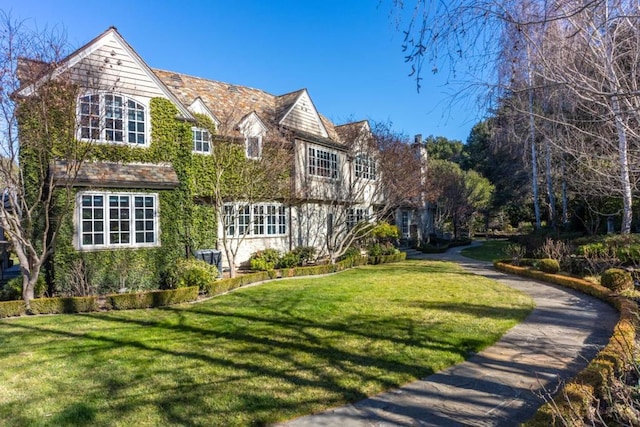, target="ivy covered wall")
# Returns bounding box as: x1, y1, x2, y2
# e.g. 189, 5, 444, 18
50, 98, 218, 295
